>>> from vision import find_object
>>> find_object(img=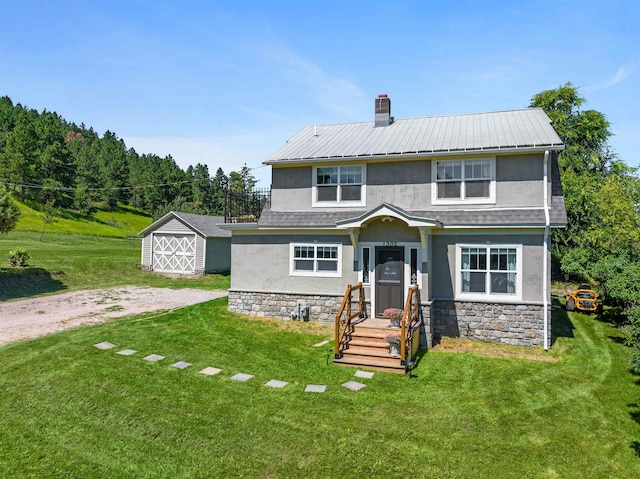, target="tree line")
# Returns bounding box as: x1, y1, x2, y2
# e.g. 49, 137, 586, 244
0, 95, 257, 218
530, 83, 640, 370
